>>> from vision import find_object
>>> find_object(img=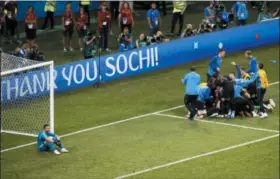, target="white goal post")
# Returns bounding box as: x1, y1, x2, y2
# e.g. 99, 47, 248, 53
1, 52, 54, 137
